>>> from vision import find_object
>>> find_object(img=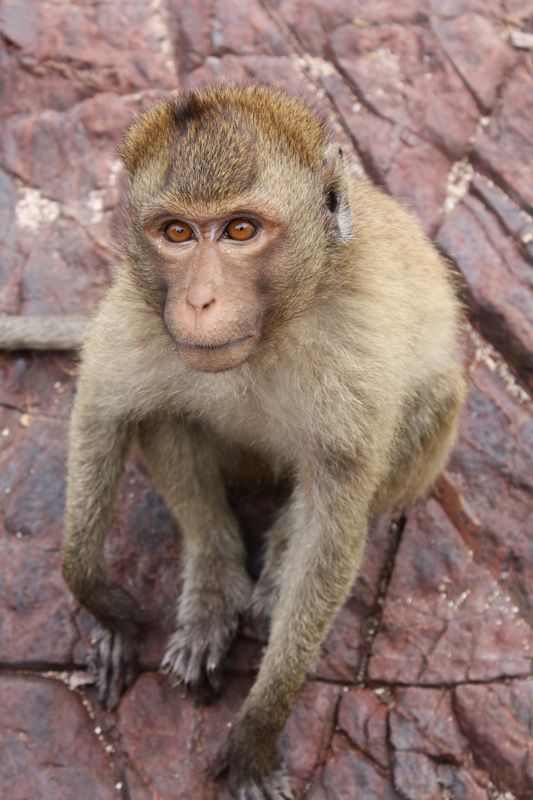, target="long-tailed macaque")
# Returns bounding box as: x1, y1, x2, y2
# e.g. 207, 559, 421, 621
1, 86, 466, 799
